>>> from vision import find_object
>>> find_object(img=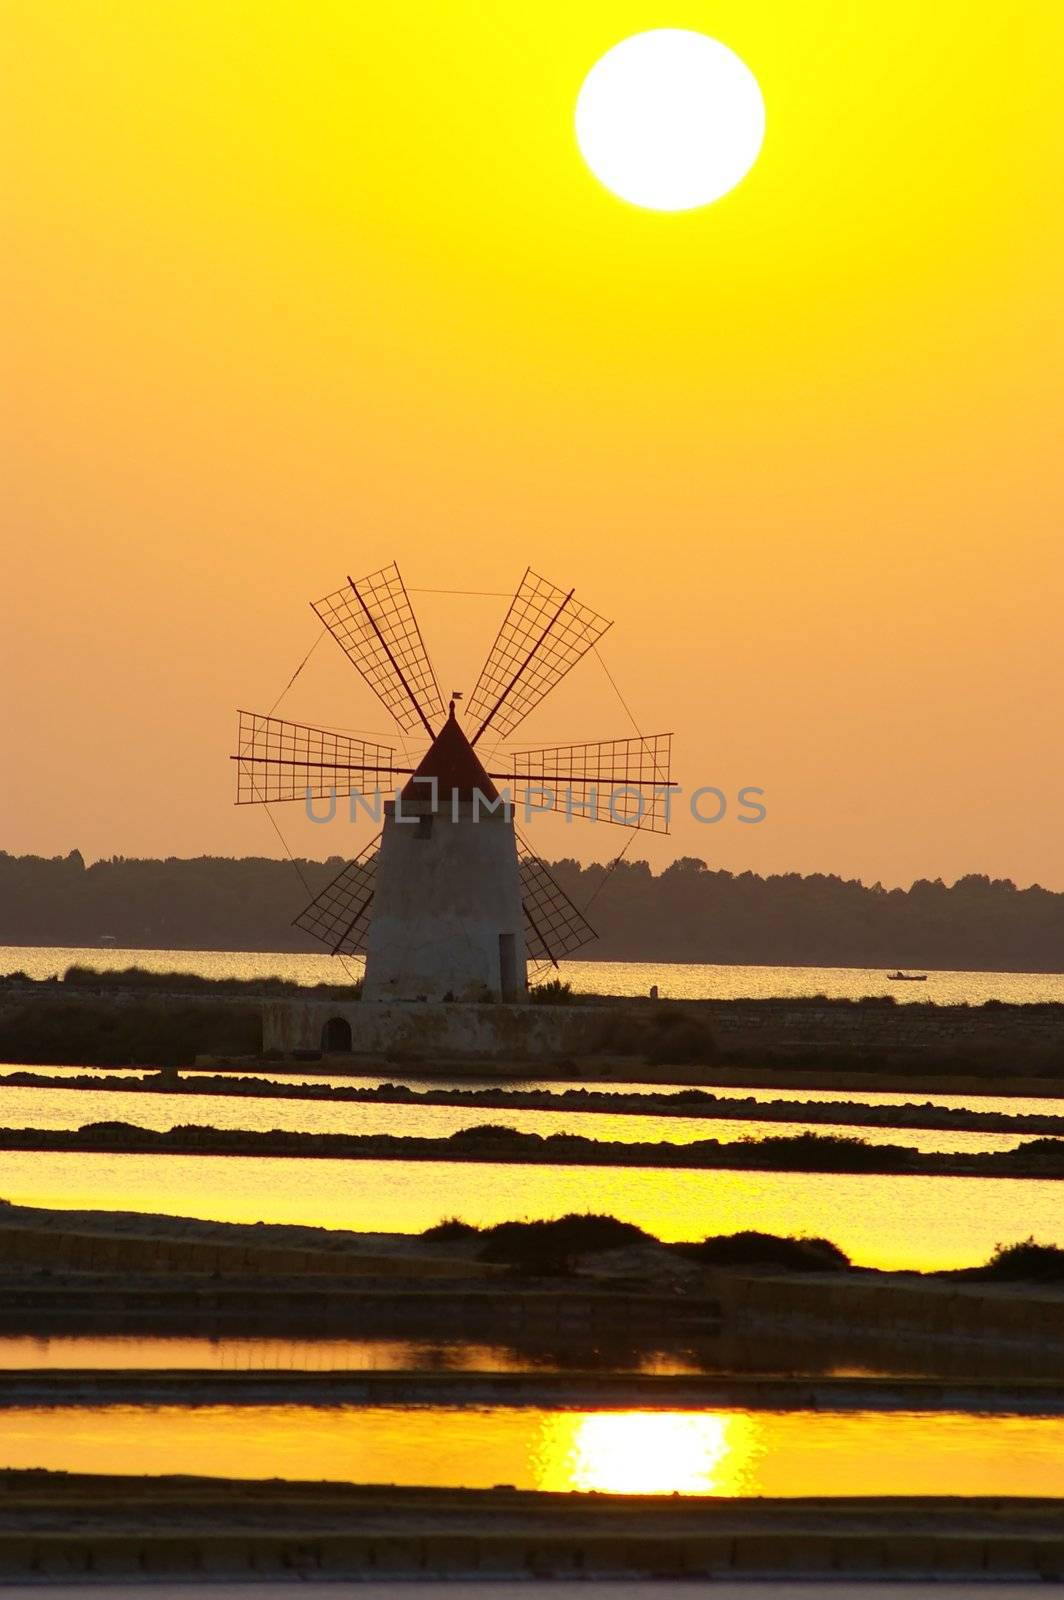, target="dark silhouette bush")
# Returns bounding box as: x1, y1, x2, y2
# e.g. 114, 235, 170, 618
479, 1213, 652, 1273
447, 1124, 536, 1150
740, 1132, 914, 1171
57, 964, 361, 999
530, 979, 575, 1004
974, 1238, 1064, 1282
993, 1138, 1064, 1174
422, 1217, 479, 1241
78, 1121, 142, 1141
0, 996, 261, 1067
675, 1231, 850, 1272
645, 1014, 718, 1066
